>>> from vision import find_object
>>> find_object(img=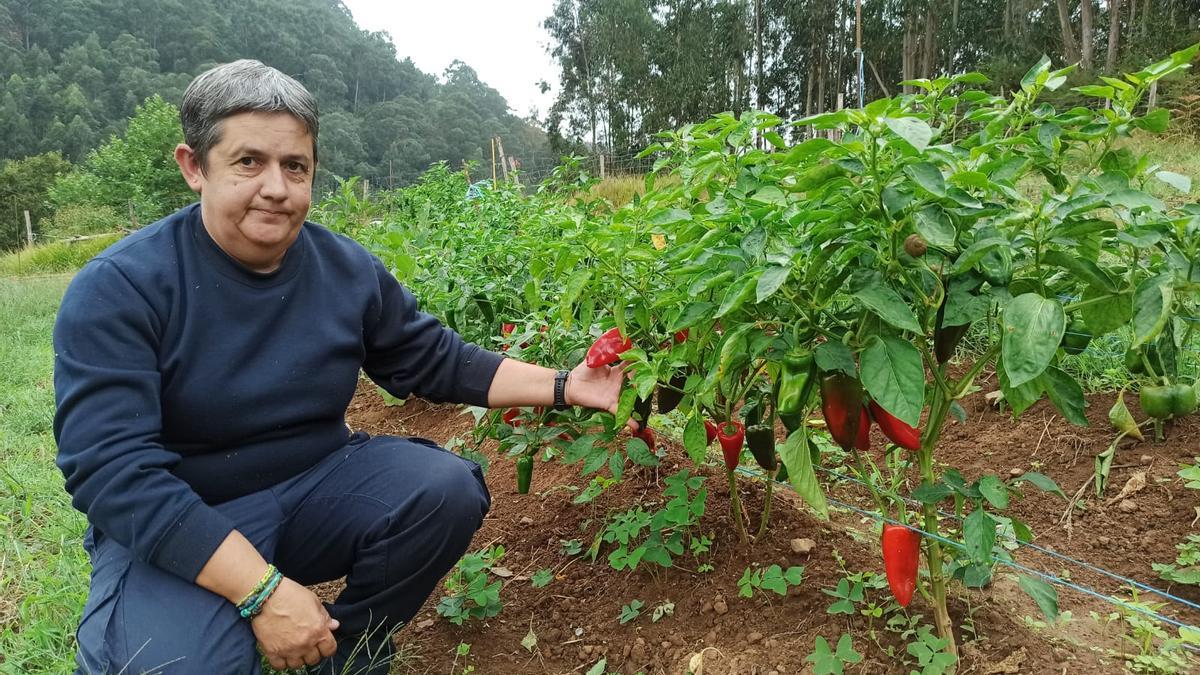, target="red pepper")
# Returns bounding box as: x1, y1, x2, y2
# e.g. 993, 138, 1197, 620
881, 524, 921, 607
855, 408, 871, 451
585, 327, 633, 368
717, 421, 745, 471
704, 419, 719, 445
502, 408, 521, 426
501, 323, 516, 336
634, 426, 656, 449
674, 329, 689, 344
869, 401, 921, 451
820, 373, 864, 451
